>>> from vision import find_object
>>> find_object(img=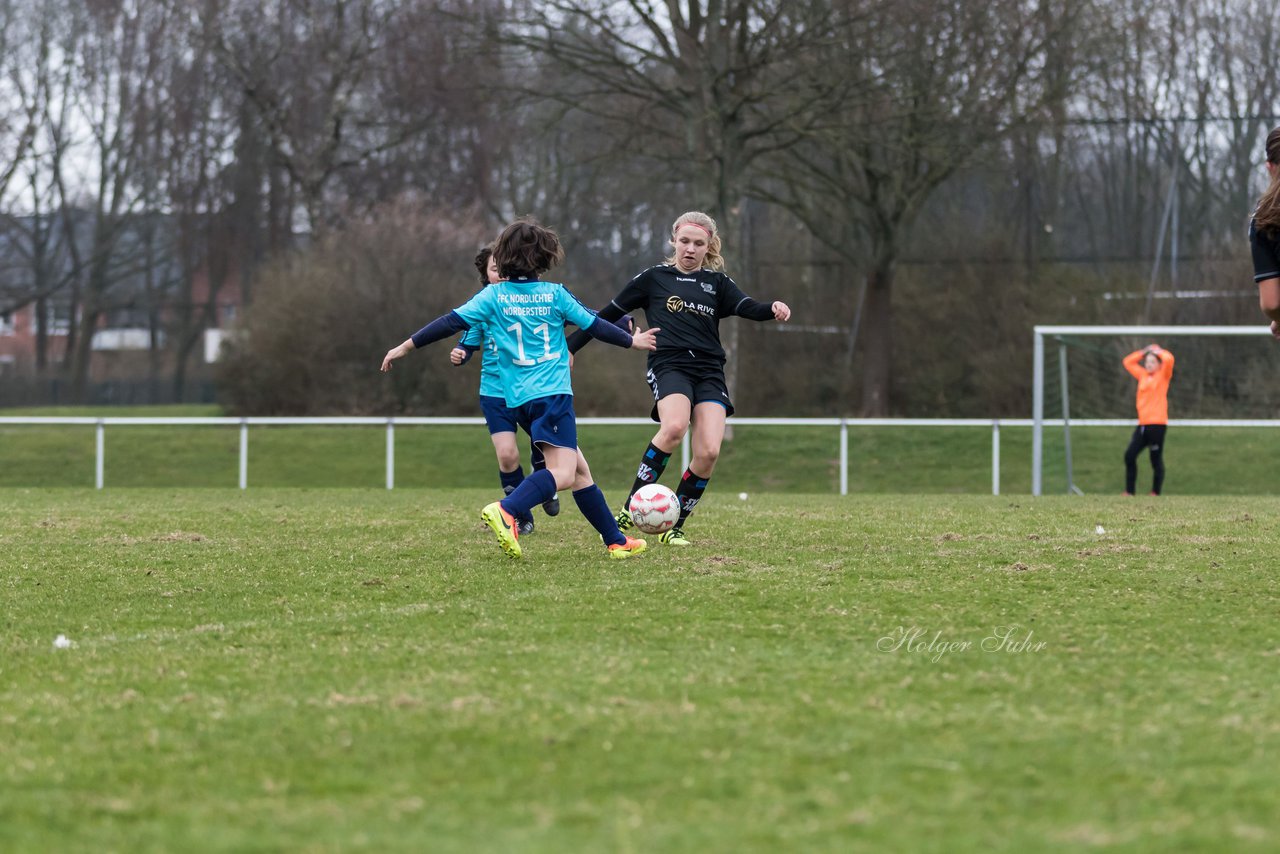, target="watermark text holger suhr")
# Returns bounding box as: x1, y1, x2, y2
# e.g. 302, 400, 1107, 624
877, 625, 1047, 663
